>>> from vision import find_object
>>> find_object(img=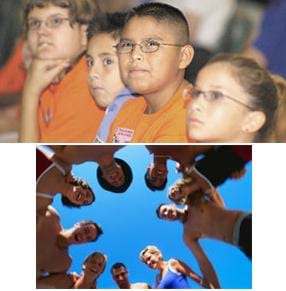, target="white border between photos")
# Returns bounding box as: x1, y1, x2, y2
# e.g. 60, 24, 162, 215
1, 143, 285, 290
